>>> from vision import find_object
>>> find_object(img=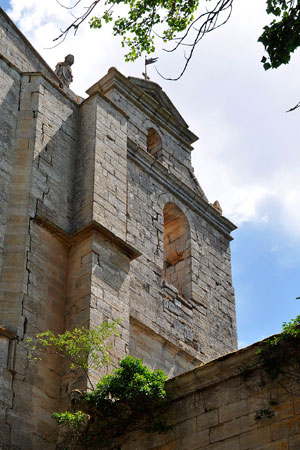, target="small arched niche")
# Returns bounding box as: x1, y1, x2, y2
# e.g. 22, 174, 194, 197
147, 128, 162, 161
163, 203, 192, 299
